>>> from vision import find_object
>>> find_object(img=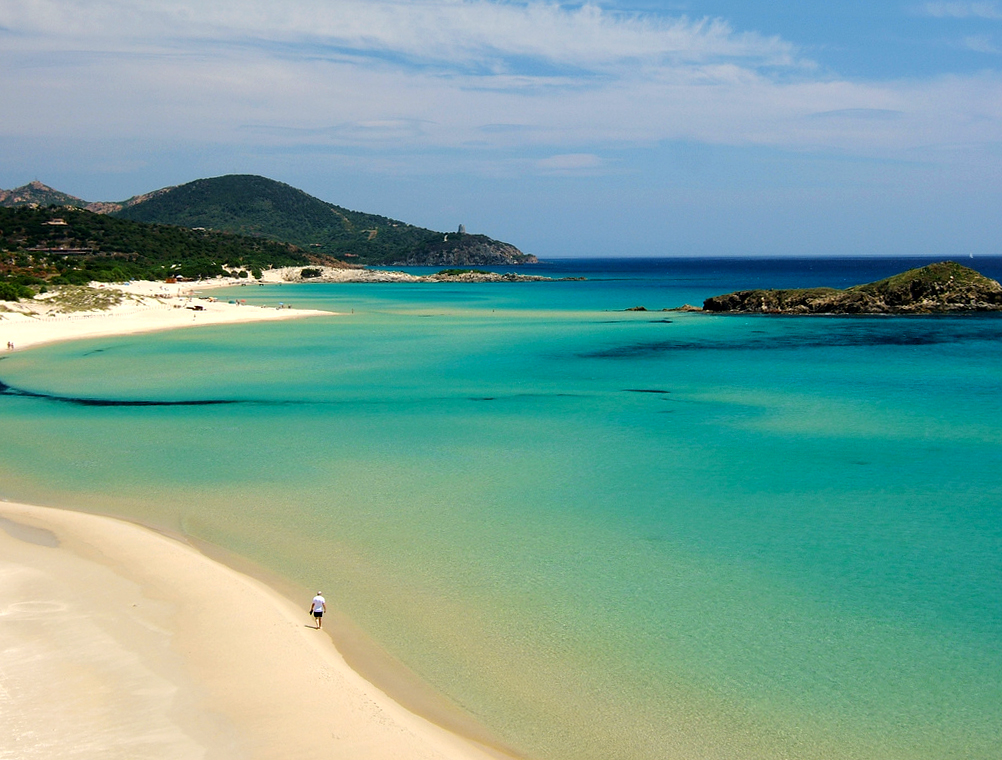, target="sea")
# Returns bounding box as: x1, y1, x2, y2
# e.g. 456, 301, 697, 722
1, 257, 1000, 760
